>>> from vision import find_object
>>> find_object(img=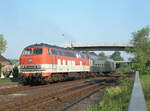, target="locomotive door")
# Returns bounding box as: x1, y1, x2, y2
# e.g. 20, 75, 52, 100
51, 48, 57, 73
